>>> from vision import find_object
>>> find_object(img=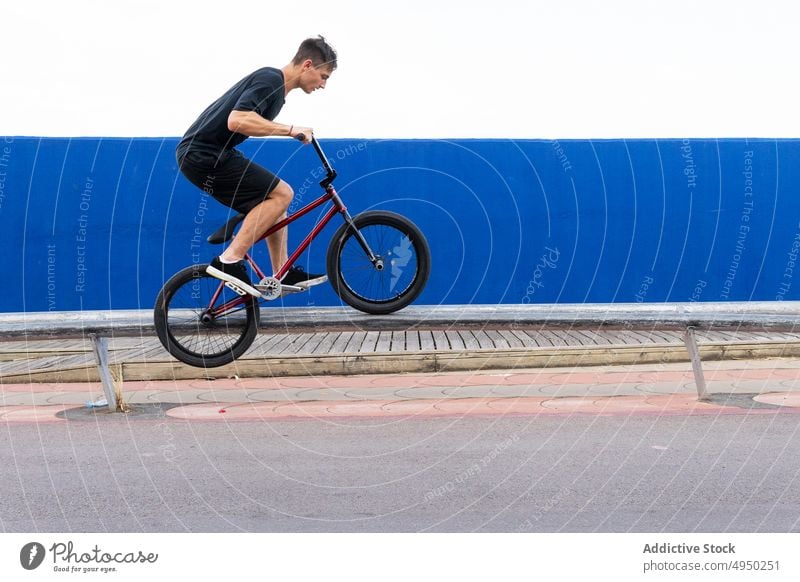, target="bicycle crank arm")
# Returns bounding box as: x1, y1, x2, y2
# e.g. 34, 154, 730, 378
253, 283, 306, 298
